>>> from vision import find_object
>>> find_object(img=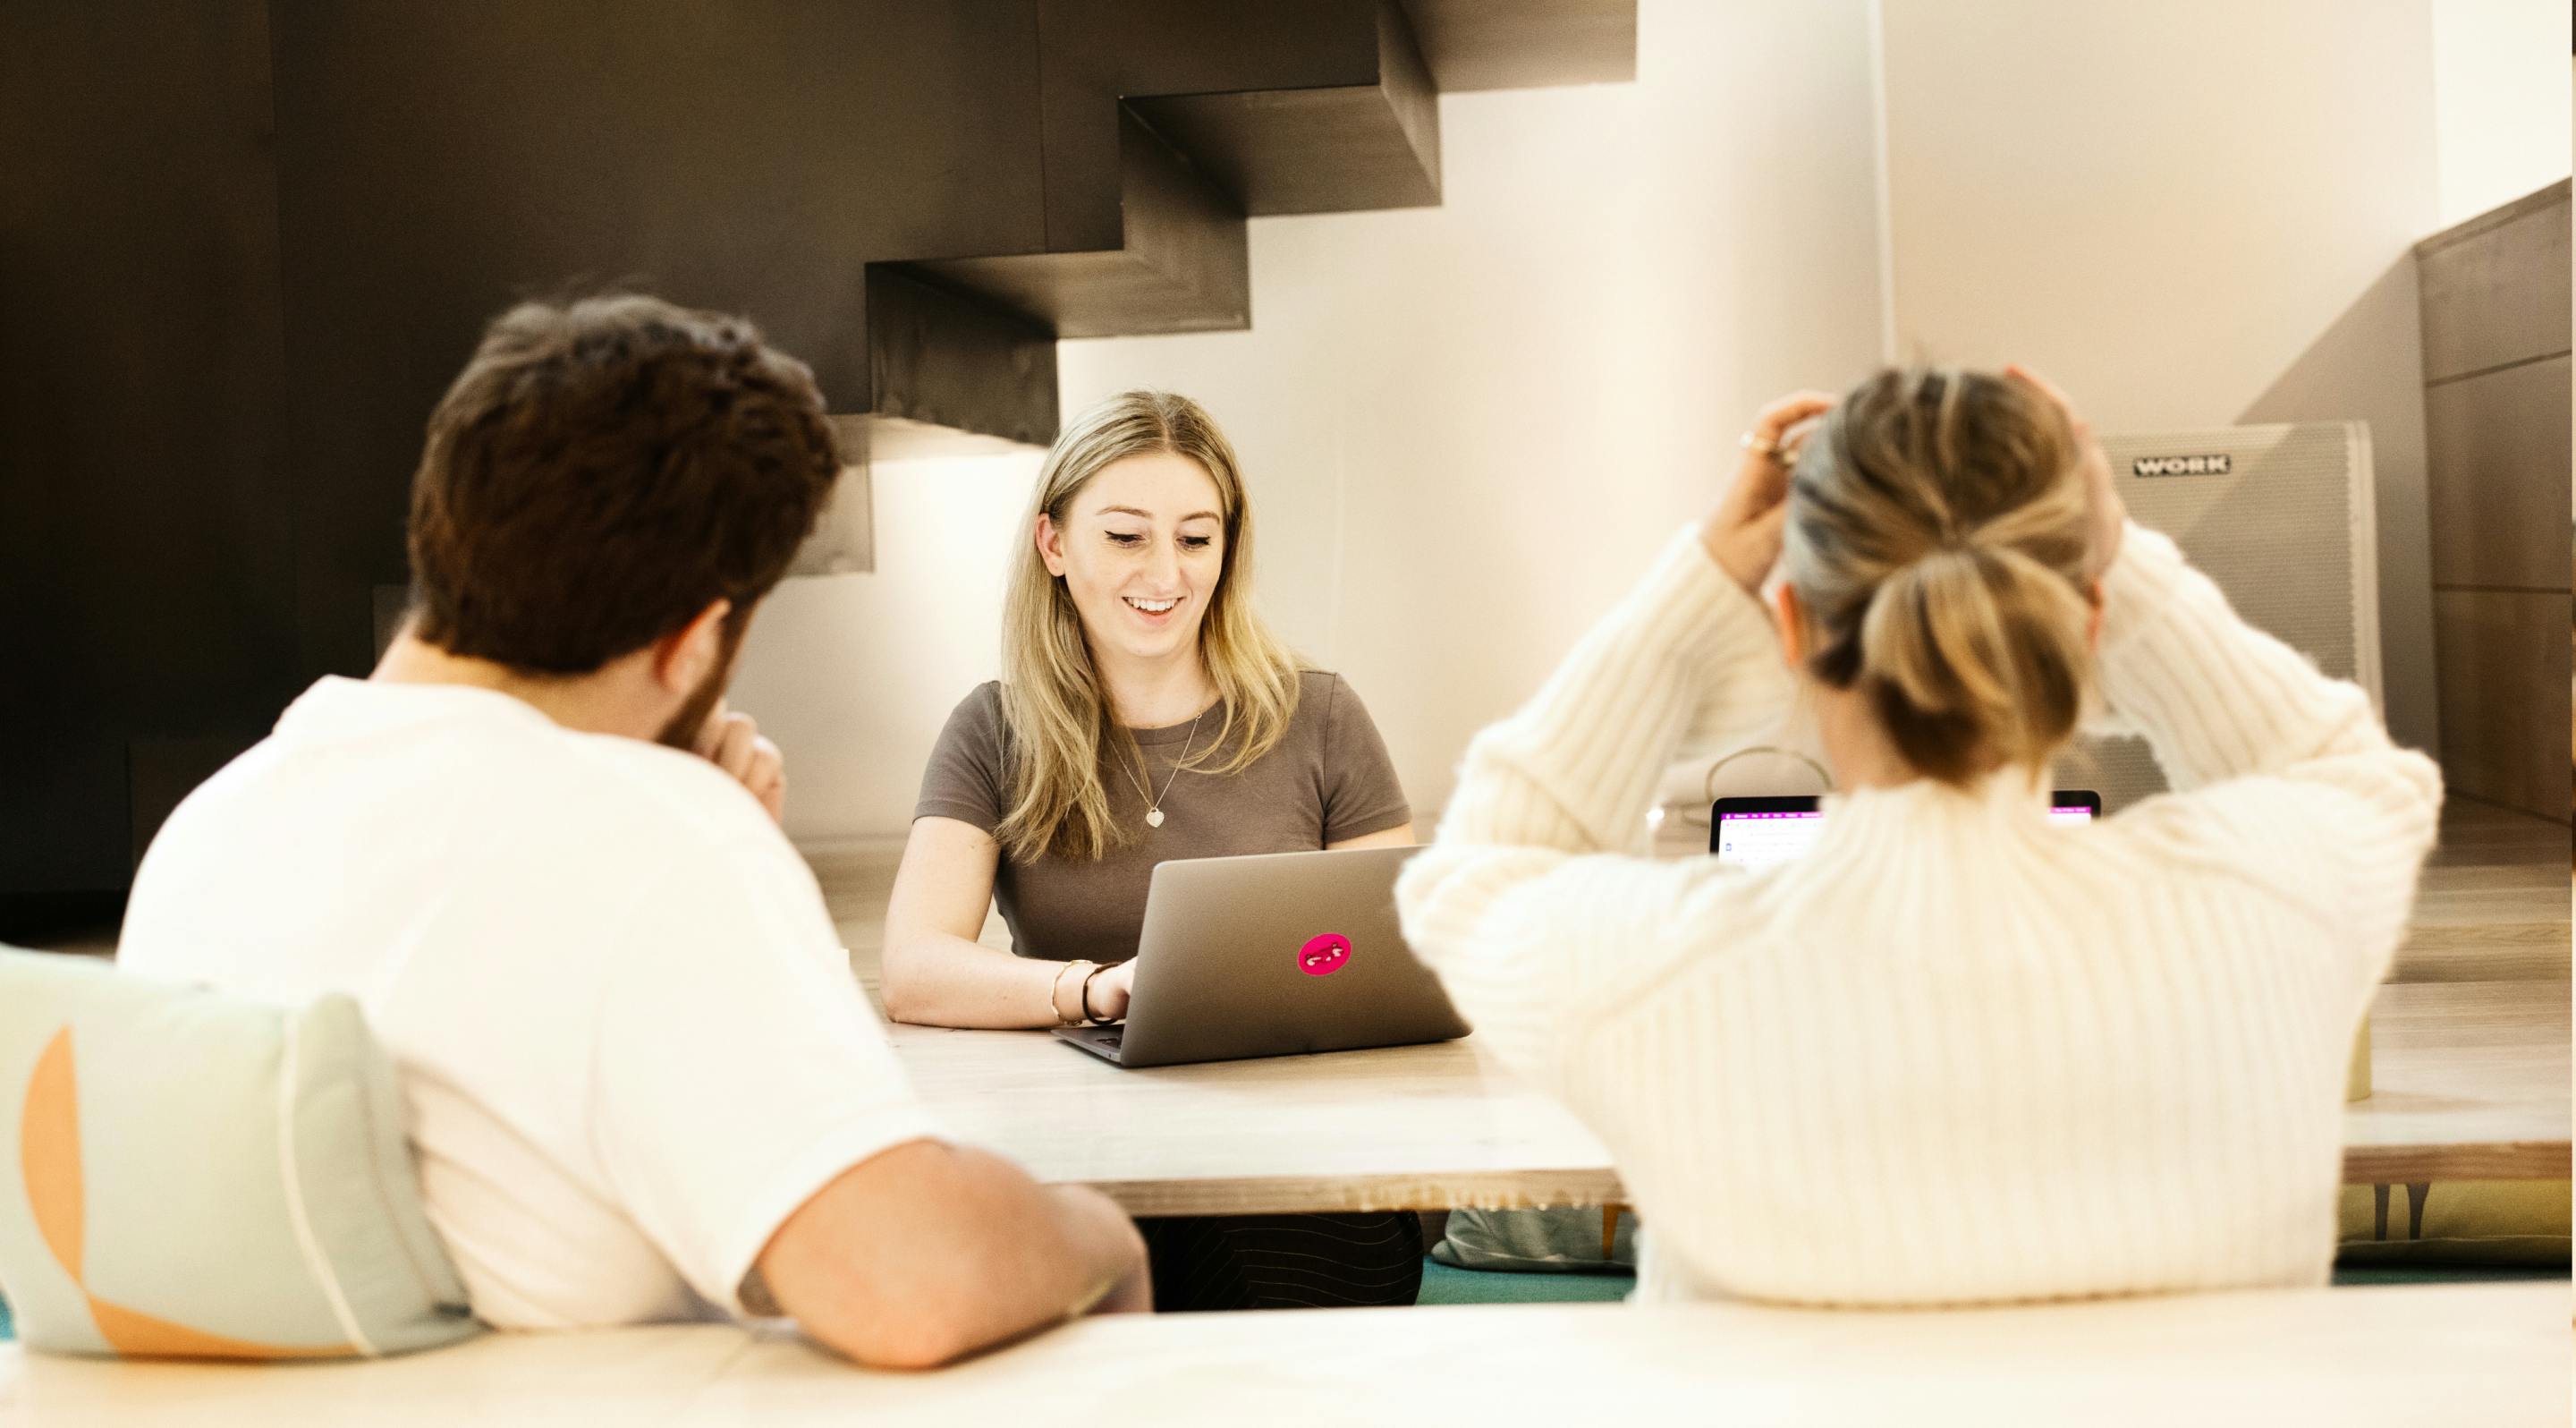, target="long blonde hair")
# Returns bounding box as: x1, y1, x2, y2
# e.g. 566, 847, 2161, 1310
996, 391, 1302, 861
1782, 367, 2097, 786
